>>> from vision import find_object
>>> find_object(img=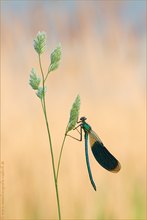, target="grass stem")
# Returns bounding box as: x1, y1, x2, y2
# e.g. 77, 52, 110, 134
39, 55, 61, 220
56, 133, 67, 181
